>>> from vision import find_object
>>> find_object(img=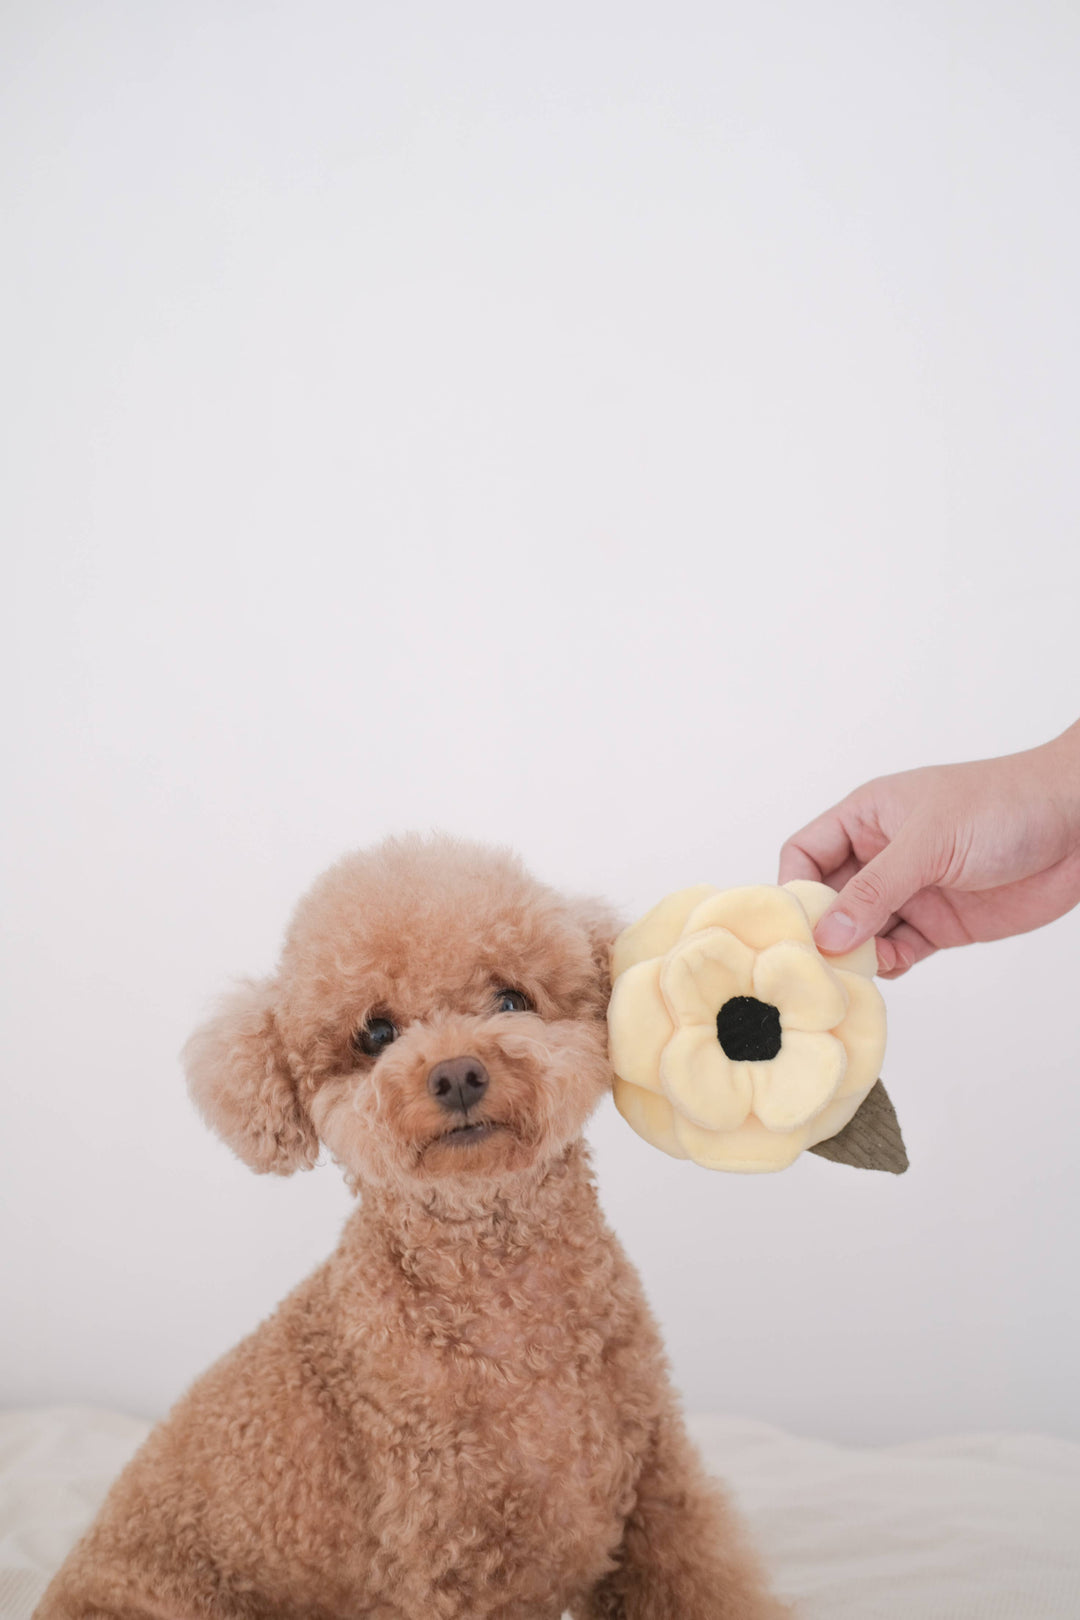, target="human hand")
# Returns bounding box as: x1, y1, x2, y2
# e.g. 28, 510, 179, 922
779, 720, 1080, 977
